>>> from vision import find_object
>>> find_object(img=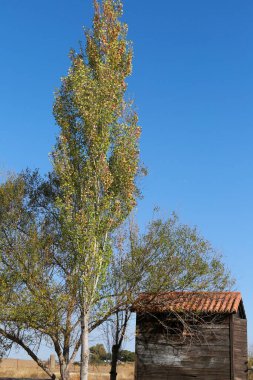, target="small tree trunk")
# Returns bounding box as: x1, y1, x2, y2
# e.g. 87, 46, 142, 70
80, 310, 90, 380
109, 310, 131, 380
63, 370, 70, 380
110, 344, 120, 380
59, 362, 70, 380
